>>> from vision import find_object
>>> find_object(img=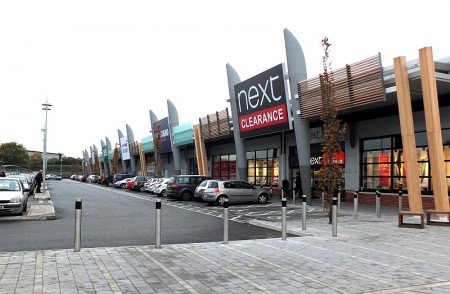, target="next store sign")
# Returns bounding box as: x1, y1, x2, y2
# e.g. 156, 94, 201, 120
234, 64, 291, 138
